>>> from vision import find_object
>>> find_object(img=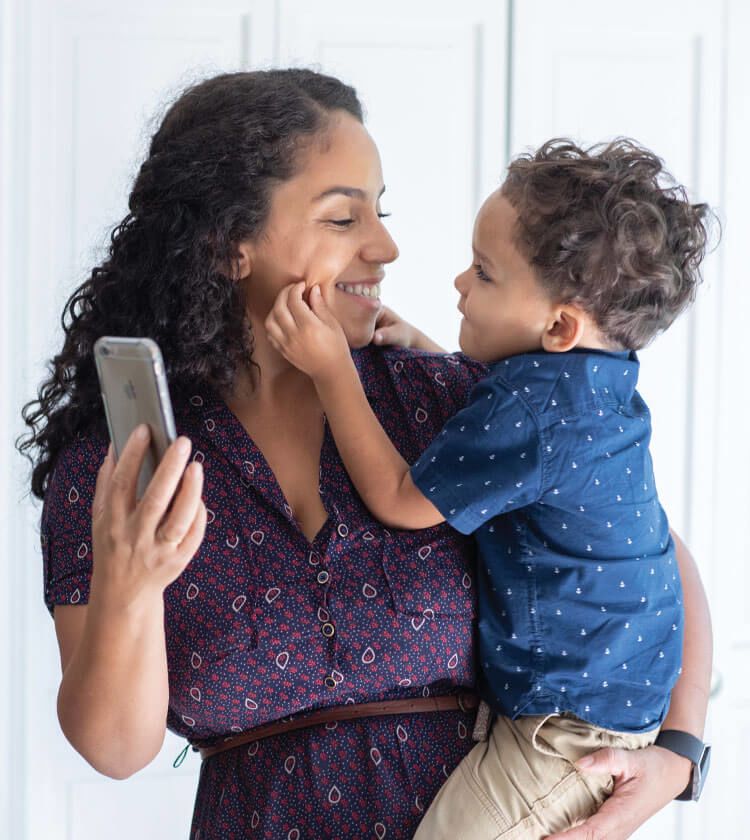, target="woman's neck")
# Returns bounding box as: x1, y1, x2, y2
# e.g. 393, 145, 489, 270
227, 326, 321, 413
